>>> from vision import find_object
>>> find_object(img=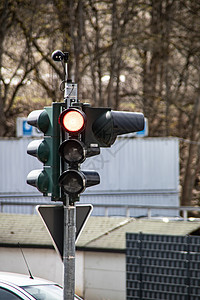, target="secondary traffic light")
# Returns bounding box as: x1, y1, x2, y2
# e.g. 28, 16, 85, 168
26, 103, 62, 201
82, 105, 144, 148
58, 107, 100, 201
